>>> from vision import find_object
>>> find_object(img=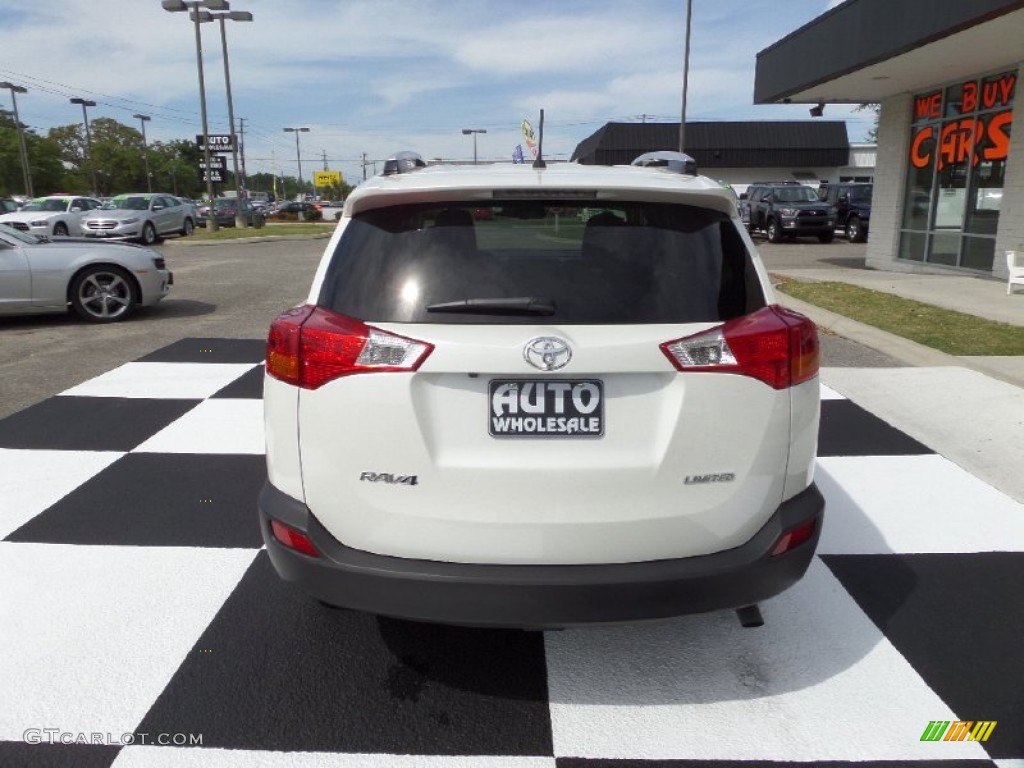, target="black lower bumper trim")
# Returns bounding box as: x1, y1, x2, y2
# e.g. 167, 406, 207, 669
258, 481, 824, 628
